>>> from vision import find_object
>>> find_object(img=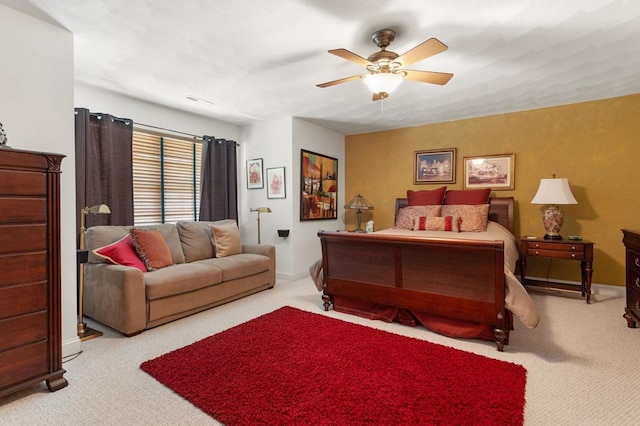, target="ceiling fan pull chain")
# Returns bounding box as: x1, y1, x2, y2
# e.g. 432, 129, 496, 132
380, 99, 384, 116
